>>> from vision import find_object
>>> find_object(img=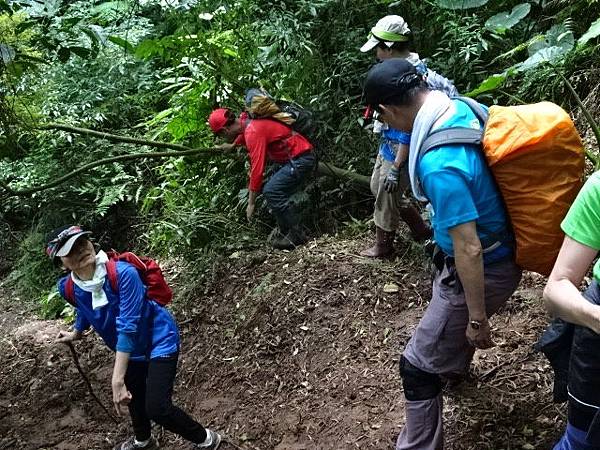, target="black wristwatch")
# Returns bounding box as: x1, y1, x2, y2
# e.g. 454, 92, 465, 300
469, 320, 482, 330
